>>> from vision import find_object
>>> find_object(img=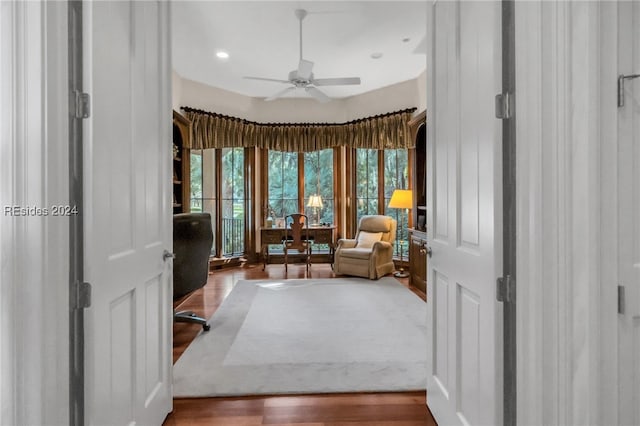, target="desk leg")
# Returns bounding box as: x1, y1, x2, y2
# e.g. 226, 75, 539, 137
329, 243, 335, 270
262, 244, 268, 270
